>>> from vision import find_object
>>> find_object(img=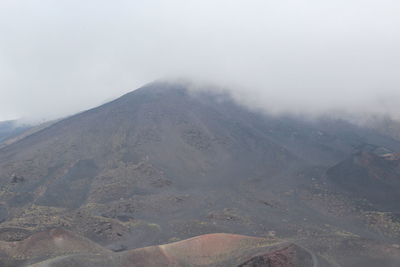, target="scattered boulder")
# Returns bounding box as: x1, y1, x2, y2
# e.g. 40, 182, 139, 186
10, 174, 24, 183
